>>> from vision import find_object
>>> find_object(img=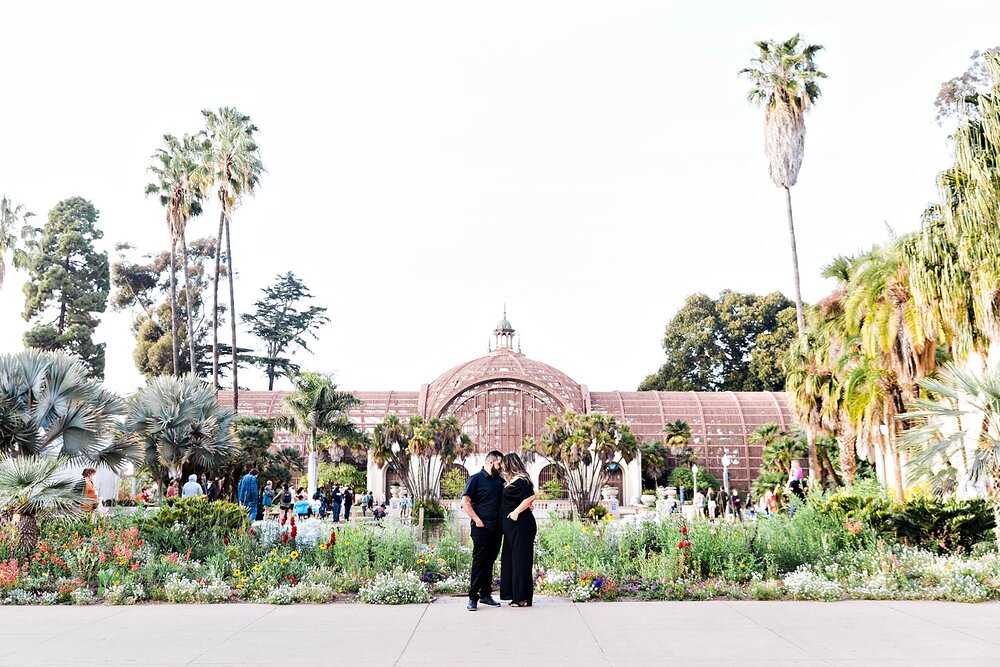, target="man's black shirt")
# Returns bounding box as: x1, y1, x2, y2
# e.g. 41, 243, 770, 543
463, 468, 503, 530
